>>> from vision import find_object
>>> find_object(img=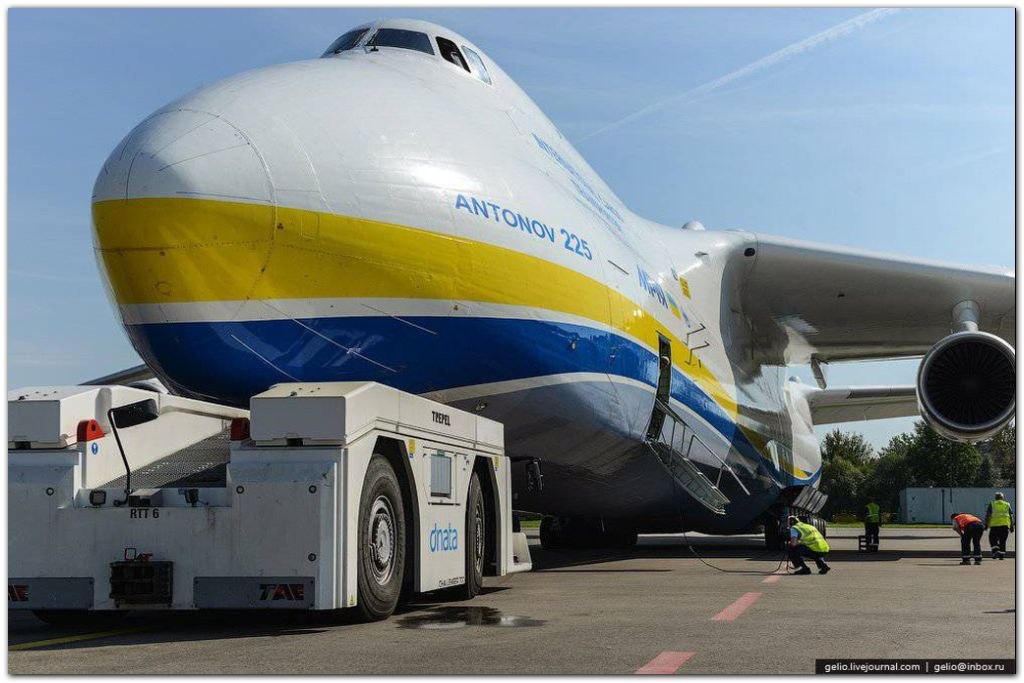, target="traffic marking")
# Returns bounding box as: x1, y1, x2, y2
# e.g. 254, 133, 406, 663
762, 575, 781, 584
9, 627, 150, 651
635, 651, 695, 674
712, 592, 763, 621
